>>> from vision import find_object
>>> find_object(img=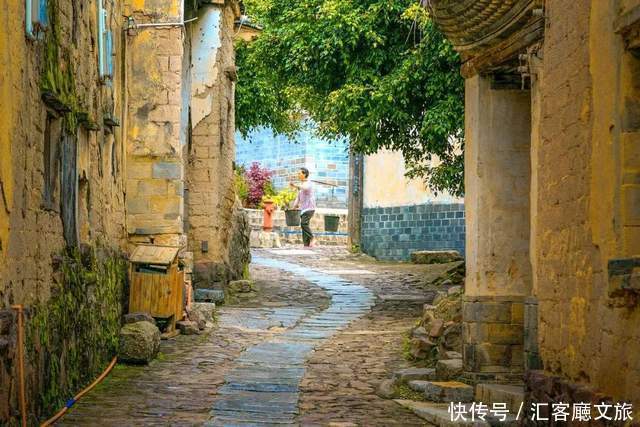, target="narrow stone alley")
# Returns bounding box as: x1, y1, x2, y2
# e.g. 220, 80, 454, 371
58, 247, 440, 426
